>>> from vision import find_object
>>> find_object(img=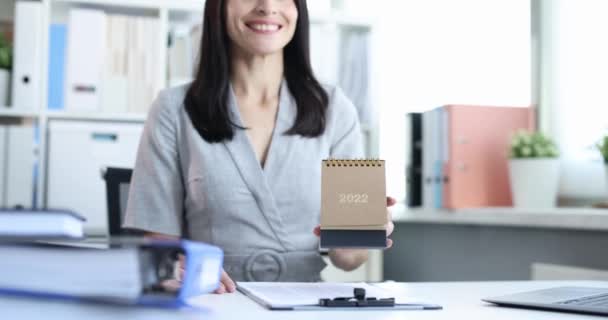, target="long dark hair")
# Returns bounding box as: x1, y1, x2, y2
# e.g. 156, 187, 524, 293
184, 0, 329, 143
